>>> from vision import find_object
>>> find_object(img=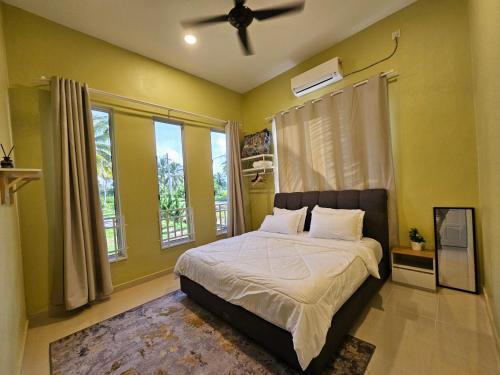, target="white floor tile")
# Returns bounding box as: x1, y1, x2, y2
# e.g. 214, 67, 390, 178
21, 277, 500, 375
